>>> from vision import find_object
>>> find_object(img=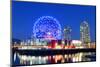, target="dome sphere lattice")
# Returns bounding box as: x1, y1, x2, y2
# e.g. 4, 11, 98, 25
33, 16, 61, 40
